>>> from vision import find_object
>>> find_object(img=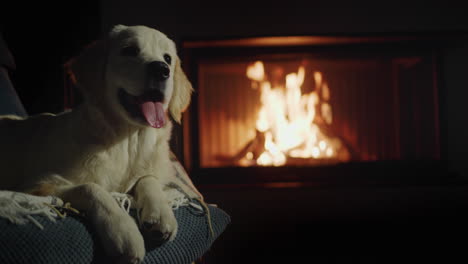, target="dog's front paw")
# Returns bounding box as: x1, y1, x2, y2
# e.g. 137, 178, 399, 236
96, 211, 146, 264
139, 200, 178, 246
